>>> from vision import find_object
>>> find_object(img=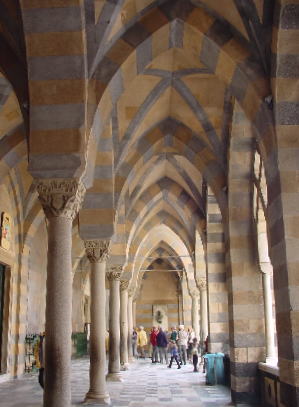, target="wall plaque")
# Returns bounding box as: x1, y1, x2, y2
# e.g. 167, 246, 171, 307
0, 212, 12, 251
